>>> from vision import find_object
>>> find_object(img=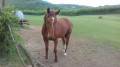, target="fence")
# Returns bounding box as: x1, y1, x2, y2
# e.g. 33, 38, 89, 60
0, 0, 1, 12
0, 0, 44, 67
